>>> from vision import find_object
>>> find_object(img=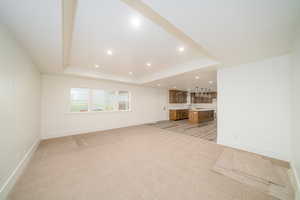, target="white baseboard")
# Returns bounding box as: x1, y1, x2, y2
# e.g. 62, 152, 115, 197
42, 121, 159, 139
217, 138, 290, 162
290, 162, 300, 199
0, 139, 40, 200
